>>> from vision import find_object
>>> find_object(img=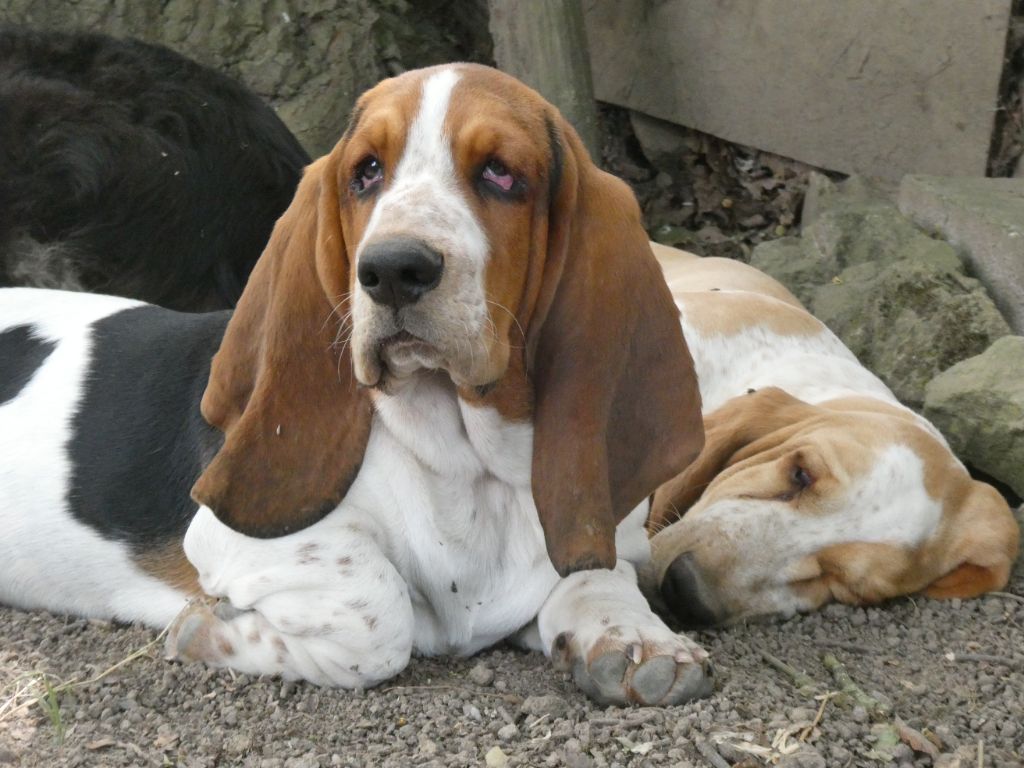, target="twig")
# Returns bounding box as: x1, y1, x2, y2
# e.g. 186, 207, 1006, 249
694, 737, 731, 768
760, 651, 817, 691
822, 653, 891, 719
816, 640, 873, 654
977, 738, 984, 768
950, 653, 1021, 669
988, 591, 1024, 605
0, 628, 168, 724
799, 692, 837, 741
